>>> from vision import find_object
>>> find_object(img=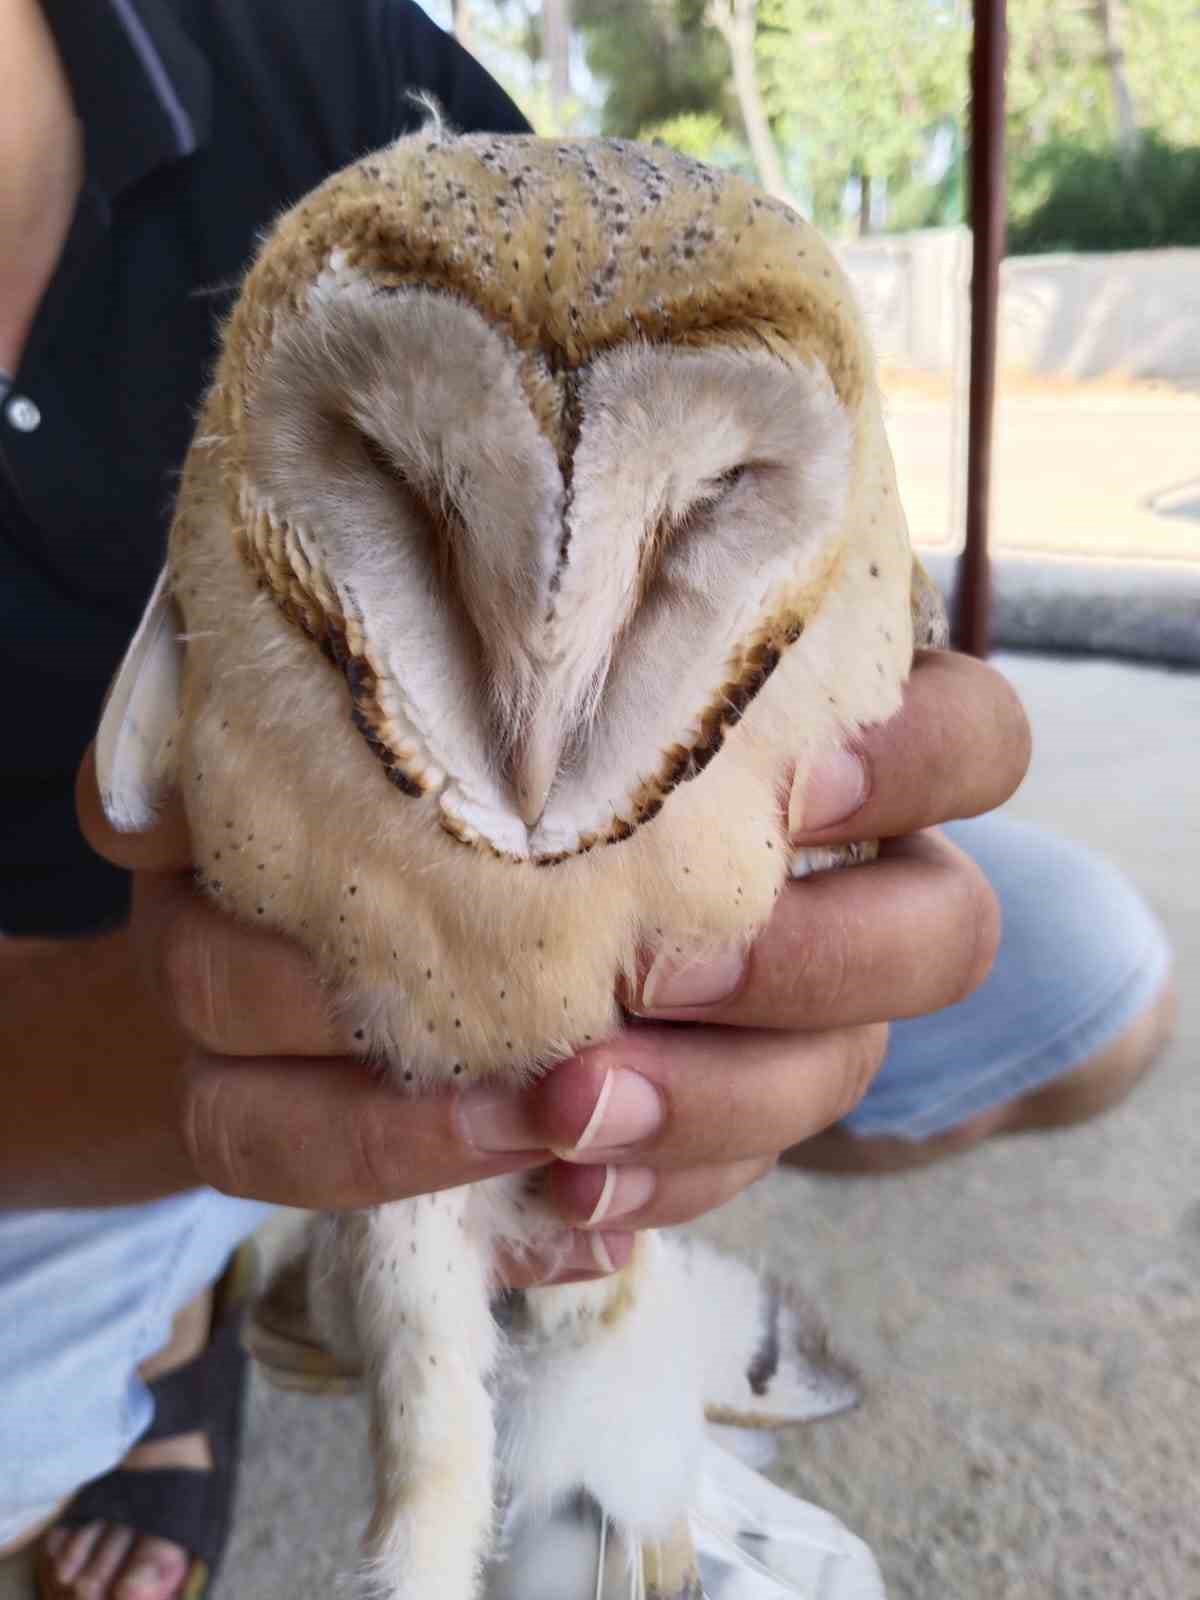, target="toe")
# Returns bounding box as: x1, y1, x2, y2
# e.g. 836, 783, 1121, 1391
113, 1535, 190, 1600
51, 1522, 103, 1587
74, 1525, 134, 1599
